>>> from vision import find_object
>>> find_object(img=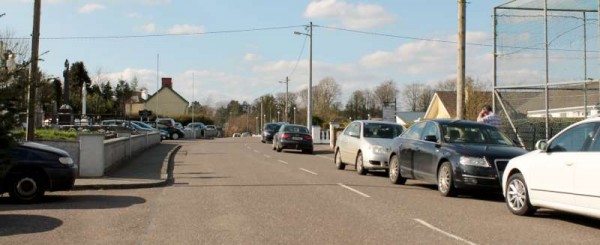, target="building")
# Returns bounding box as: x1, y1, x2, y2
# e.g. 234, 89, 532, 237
395, 111, 425, 127
126, 77, 189, 118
